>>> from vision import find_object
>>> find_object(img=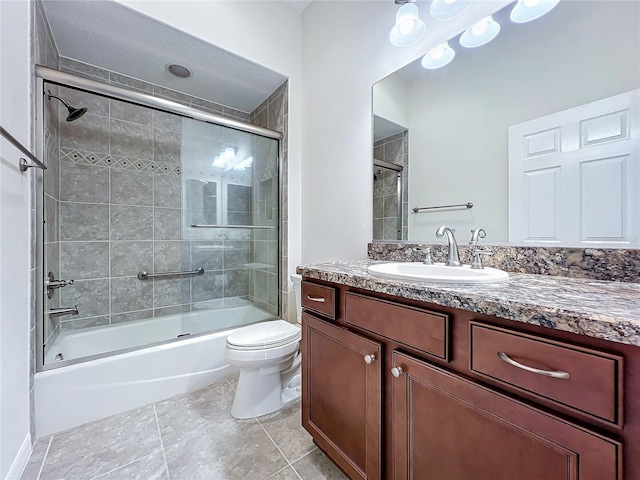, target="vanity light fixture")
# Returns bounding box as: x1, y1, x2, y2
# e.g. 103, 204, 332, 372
421, 41, 456, 69
510, 0, 560, 23
389, 2, 426, 47
459, 15, 501, 48
430, 0, 472, 21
